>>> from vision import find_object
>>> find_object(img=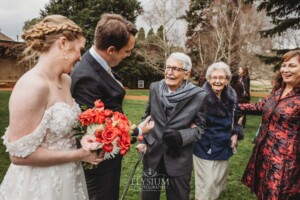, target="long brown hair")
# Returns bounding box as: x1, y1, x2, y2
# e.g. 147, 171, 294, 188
273, 49, 300, 91
239, 66, 249, 77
